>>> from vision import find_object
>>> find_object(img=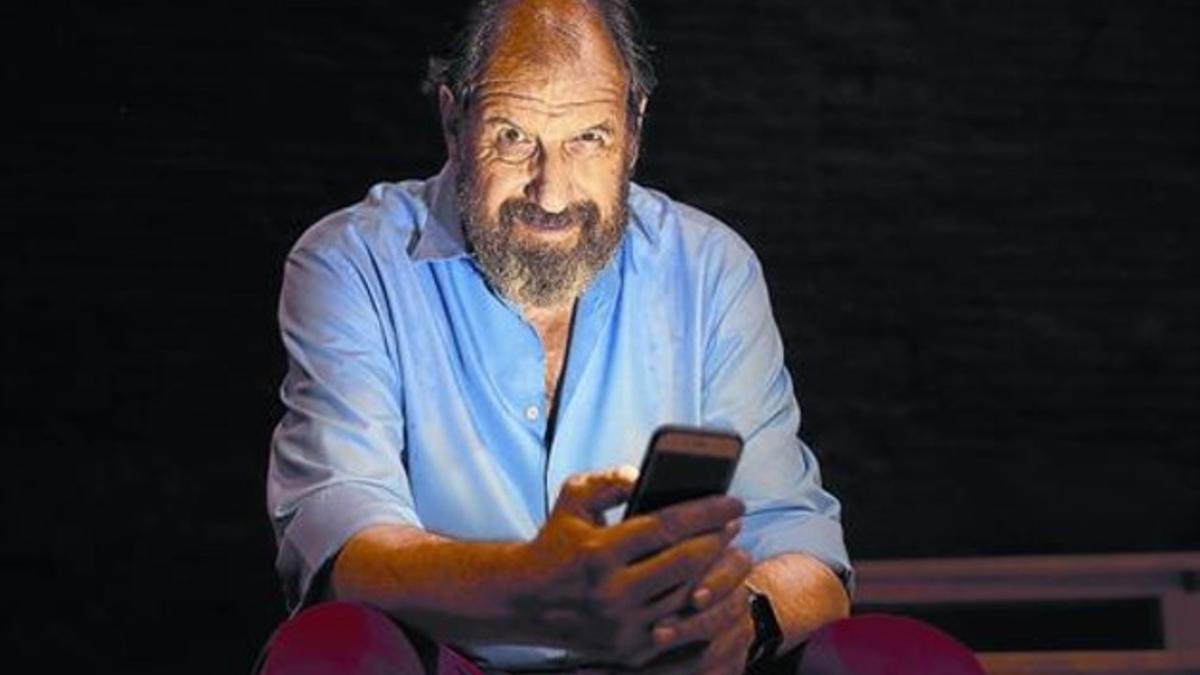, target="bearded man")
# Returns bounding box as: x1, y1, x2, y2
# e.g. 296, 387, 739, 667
260, 1, 982, 674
